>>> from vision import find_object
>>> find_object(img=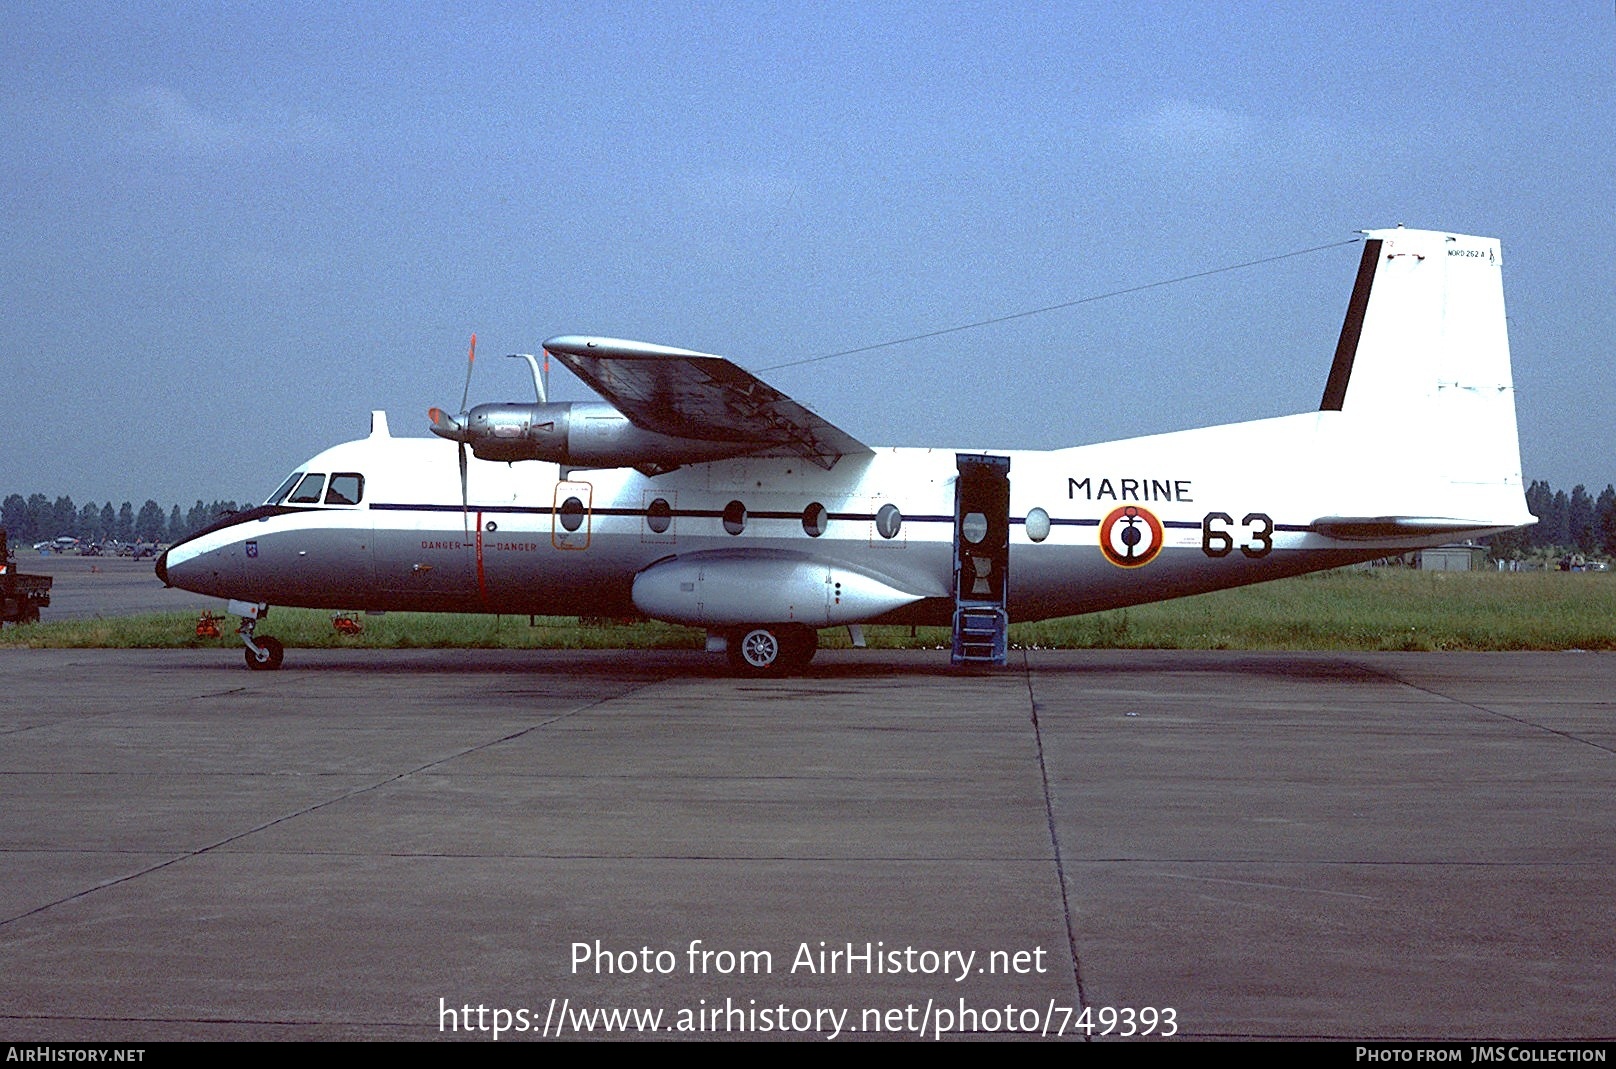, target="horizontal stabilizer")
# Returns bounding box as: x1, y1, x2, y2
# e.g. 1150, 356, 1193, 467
1310, 516, 1515, 541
